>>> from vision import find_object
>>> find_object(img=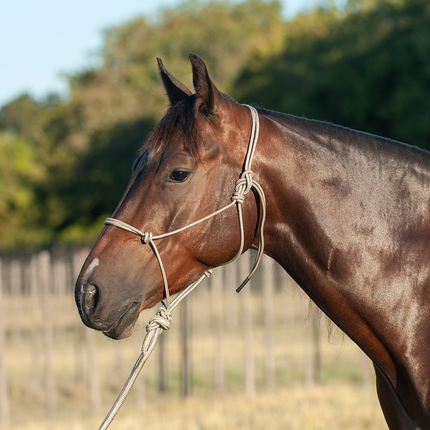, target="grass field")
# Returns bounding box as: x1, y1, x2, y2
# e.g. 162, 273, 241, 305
2, 318, 388, 430
3, 384, 388, 430
0, 254, 389, 429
